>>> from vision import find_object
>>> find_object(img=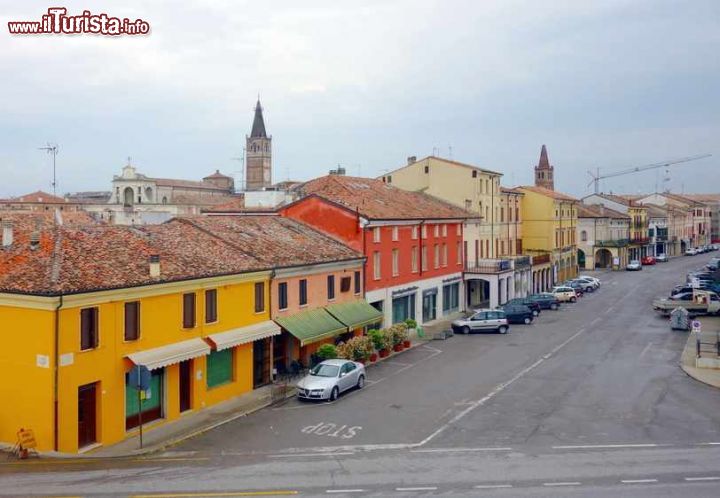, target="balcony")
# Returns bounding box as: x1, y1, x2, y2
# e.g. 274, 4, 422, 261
513, 255, 532, 270
465, 259, 513, 274
531, 253, 551, 265
596, 239, 629, 248
630, 237, 651, 245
